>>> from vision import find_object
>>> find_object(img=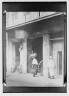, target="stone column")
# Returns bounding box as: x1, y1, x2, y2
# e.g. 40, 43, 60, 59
6, 32, 8, 72
20, 39, 27, 73
43, 34, 50, 76
6, 32, 13, 72
12, 43, 16, 68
